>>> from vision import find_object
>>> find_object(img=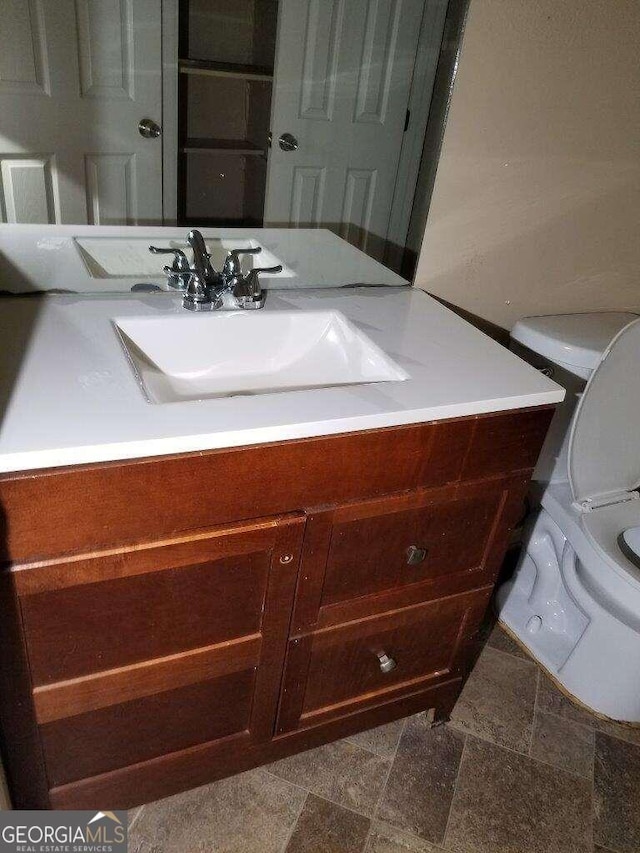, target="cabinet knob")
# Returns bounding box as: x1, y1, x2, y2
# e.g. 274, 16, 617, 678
406, 545, 428, 565
376, 651, 397, 674
279, 554, 294, 564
